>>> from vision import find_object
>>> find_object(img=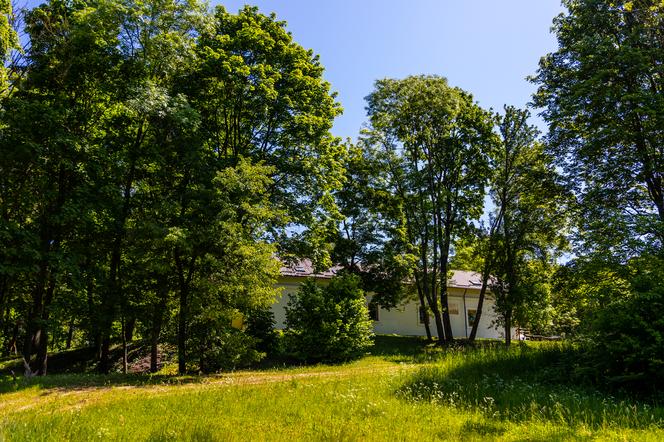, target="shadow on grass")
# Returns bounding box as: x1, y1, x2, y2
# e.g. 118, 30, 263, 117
0, 371, 204, 395
398, 343, 664, 430
368, 334, 511, 364
0, 343, 201, 394
0, 335, 431, 393
250, 334, 446, 369
368, 334, 433, 362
